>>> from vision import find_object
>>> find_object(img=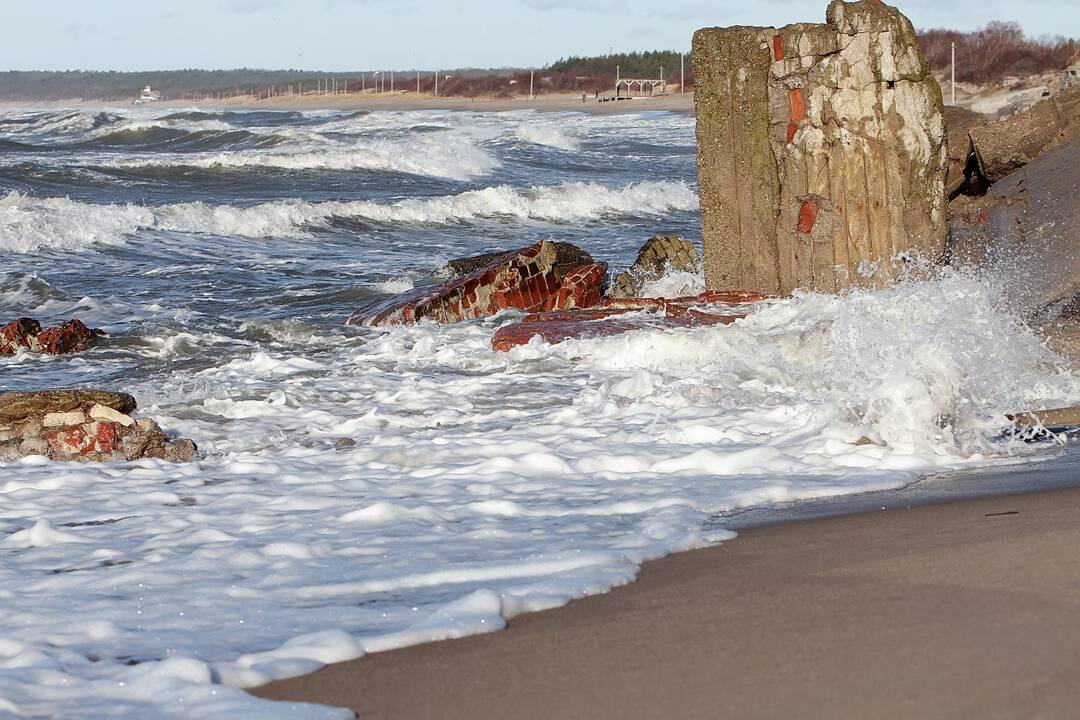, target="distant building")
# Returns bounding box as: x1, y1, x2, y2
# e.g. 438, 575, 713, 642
134, 85, 161, 104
